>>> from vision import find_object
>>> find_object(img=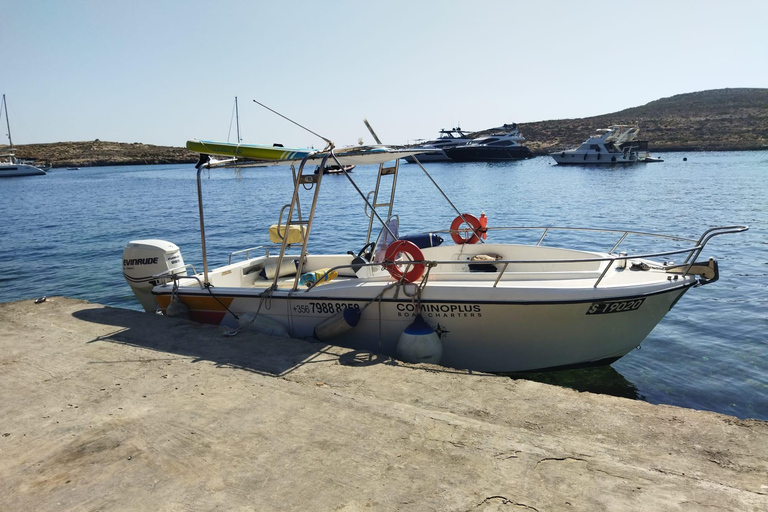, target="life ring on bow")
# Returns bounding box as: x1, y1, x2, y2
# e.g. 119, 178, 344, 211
450, 214, 482, 244
384, 240, 425, 283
